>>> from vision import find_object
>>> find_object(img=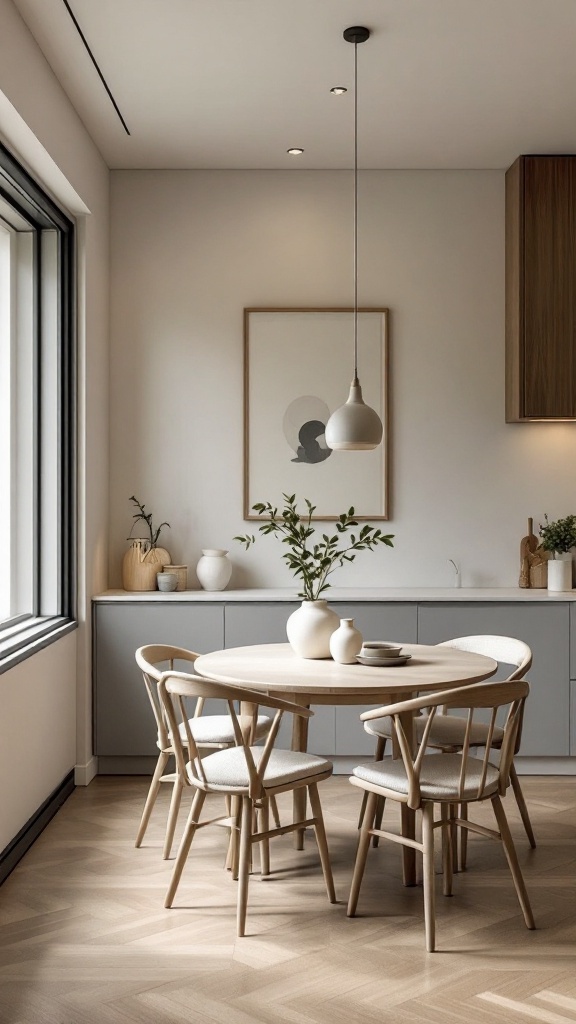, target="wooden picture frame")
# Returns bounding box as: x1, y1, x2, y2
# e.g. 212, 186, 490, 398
243, 307, 389, 521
